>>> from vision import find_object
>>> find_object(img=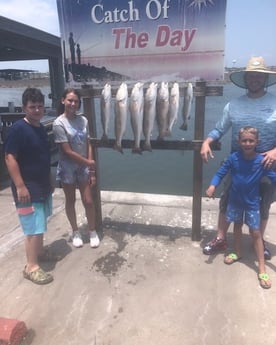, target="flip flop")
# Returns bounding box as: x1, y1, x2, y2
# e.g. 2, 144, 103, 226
224, 253, 241, 265
258, 273, 271, 289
